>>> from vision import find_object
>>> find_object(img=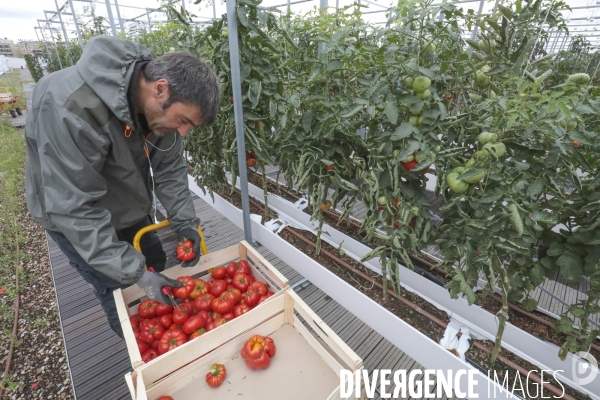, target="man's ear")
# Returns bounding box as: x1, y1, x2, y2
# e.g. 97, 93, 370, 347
154, 79, 170, 100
